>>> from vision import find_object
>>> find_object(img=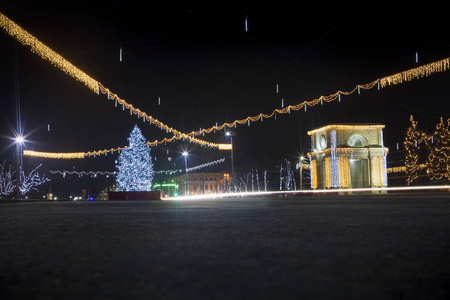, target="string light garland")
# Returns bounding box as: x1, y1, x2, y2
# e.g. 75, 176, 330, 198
186, 158, 225, 173
50, 170, 117, 178
0, 12, 98, 93
0, 11, 218, 149
23, 148, 124, 159
51, 158, 226, 179
23, 142, 231, 159
134, 54, 446, 137
23, 150, 87, 159
380, 57, 450, 88
3, 10, 450, 159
